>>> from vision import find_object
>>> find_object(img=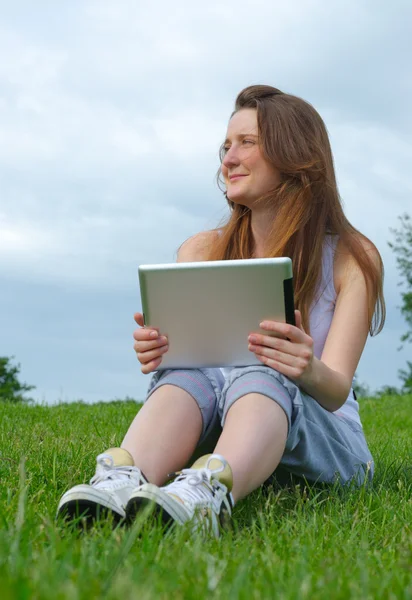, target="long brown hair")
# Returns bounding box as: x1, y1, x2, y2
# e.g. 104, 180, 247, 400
208, 85, 385, 335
